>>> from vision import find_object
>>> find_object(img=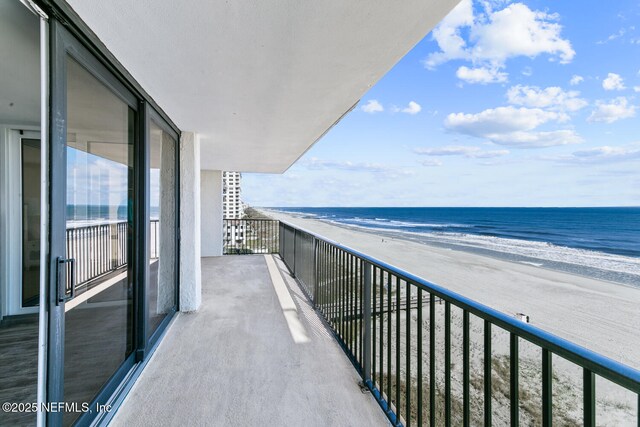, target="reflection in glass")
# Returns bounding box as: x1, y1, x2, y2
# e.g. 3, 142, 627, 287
63, 57, 135, 426
148, 120, 176, 339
